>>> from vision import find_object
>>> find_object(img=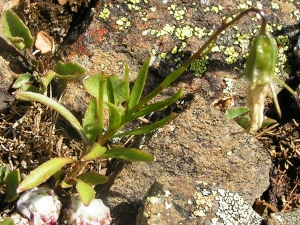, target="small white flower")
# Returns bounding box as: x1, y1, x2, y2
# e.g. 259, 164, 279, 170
17, 186, 62, 225
246, 83, 269, 134
62, 195, 112, 225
